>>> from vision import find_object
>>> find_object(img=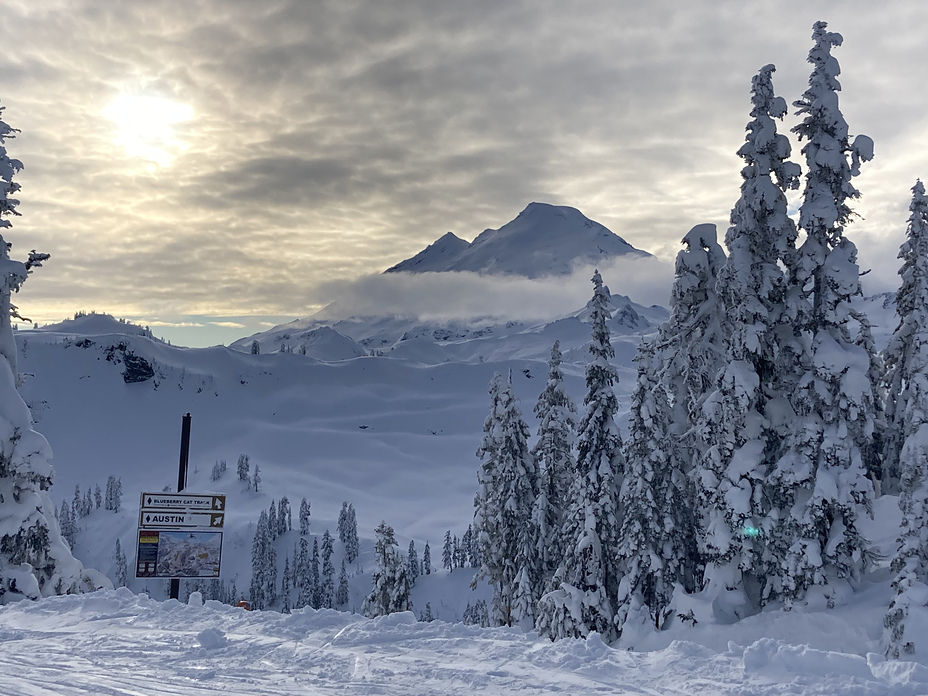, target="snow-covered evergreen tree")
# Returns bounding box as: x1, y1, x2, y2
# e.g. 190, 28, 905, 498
278, 496, 291, 536
237, 454, 250, 482
210, 459, 226, 482
114, 539, 127, 588
310, 538, 321, 608
300, 497, 311, 536
616, 339, 697, 634
336, 558, 350, 607
883, 182, 928, 658
420, 602, 434, 622
251, 462, 261, 492
472, 372, 540, 627
72, 486, 82, 519
58, 502, 75, 549
883, 182, 928, 495
0, 100, 107, 602
267, 500, 278, 542
770, 21, 876, 605
422, 540, 431, 575
537, 271, 623, 641
531, 341, 577, 589
321, 529, 335, 609
442, 530, 453, 571
250, 510, 270, 609
93, 485, 102, 510
407, 540, 419, 586
296, 537, 313, 609
281, 555, 291, 610
265, 543, 277, 607
338, 502, 359, 563
695, 64, 801, 617
362, 521, 411, 617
